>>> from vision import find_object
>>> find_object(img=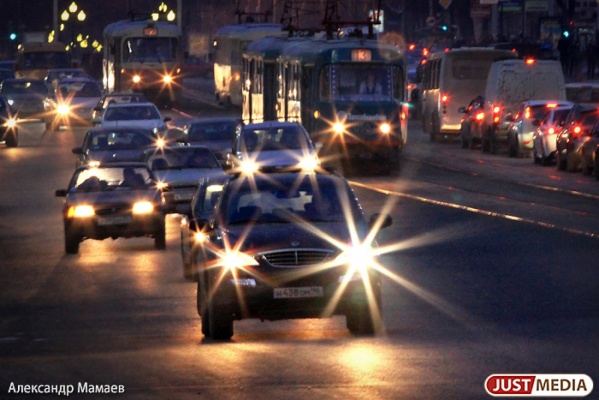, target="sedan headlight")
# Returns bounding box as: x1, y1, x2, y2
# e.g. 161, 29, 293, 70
67, 205, 95, 218
57, 104, 70, 115
379, 122, 391, 134
4, 118, 17, 128
162, 75, 172, 84
298, 155, 319, 171
335, 246, 376, 271
132, 201, 154, 214
222, 251, 259, 270
7, 99, 14, 106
